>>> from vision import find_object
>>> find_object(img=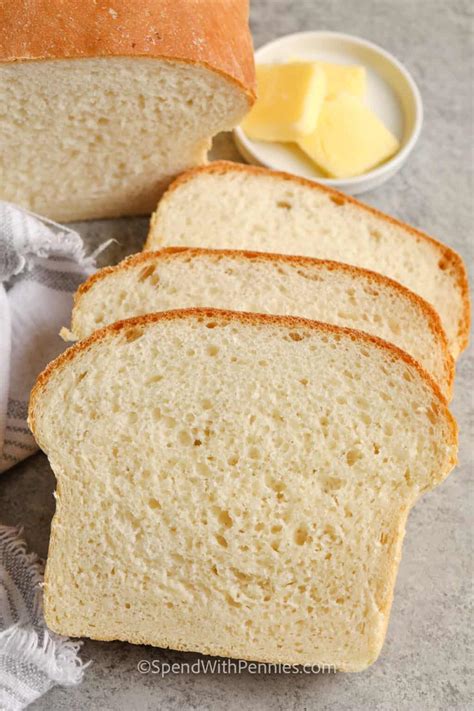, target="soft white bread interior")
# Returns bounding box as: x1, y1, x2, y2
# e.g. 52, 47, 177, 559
146, 162, 470, 358
0, 2, 255, 221
69, 248, 454, 398
0, 59, 251, 221
29, 309, 457, 672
